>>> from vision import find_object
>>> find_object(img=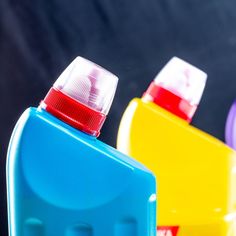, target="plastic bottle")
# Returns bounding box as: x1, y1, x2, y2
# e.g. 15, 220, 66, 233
6, 57, 156, 236
225, 100, 236, 149
117, 57, 236, 236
